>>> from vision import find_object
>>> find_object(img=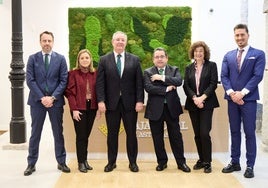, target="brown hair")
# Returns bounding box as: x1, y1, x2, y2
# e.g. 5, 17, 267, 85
189, 41, 210, 61
39, 31, 54, 41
